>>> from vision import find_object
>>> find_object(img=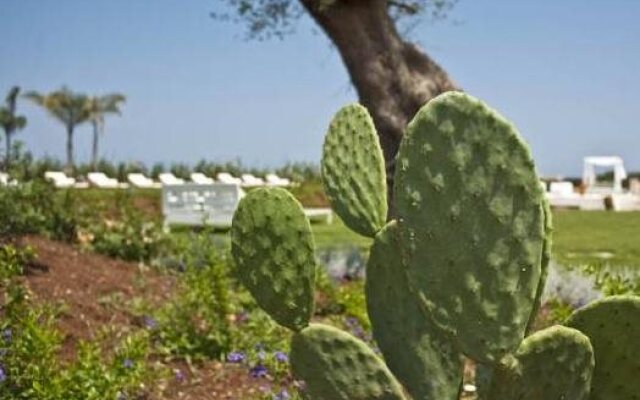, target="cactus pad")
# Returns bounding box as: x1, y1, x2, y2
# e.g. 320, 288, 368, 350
394, 91, 545, 363
231, 188, 315, 331
290, 323, 406, 400
366, 221, 463, 400
322, 104, 387, 237
488, 325, 594, 400
527, 197, 553, 333
566, 295, 640, 400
